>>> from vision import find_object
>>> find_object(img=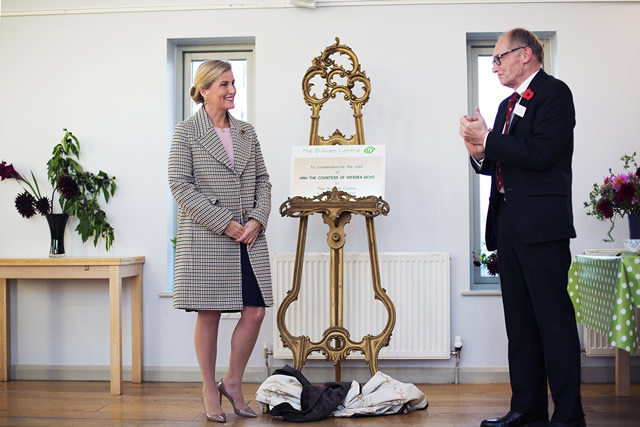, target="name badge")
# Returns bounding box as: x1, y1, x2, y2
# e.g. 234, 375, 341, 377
514, 103, 526, 118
